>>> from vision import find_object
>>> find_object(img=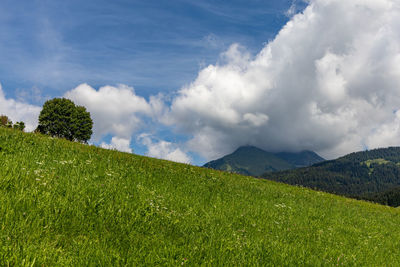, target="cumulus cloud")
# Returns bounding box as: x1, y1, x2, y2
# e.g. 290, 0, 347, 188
165, 0, 400, 160
285, 0, 299, 18
100, 137, 132, 153
138, 133, 191, 164
64, 83, 153, 140
0, 84, 41, 131
365, 110, 400, 150
4, 0, 400, 164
